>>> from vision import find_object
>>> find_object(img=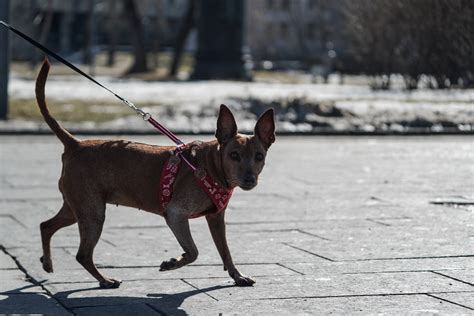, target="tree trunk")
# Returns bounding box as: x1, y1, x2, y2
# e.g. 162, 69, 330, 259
191, 0, 251, 80
169, 0, 196, 77
123, 0, 148, 74
31, 0, 53, 68
82, 0, 94, 65
106, 0, 118, 67
151, 0, 163, 69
